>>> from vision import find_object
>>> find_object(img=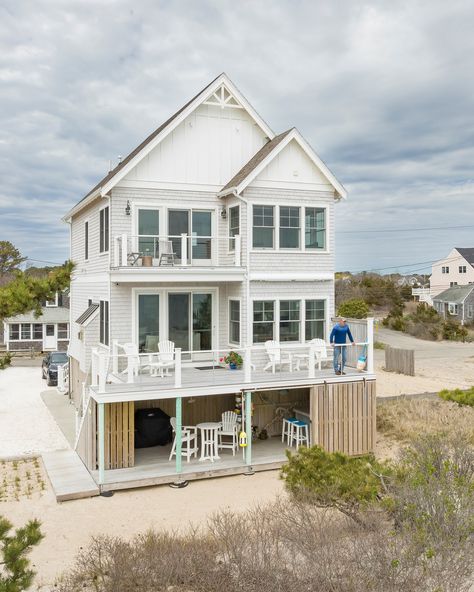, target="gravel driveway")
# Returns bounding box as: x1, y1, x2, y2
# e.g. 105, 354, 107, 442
0, 366, 69, 458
